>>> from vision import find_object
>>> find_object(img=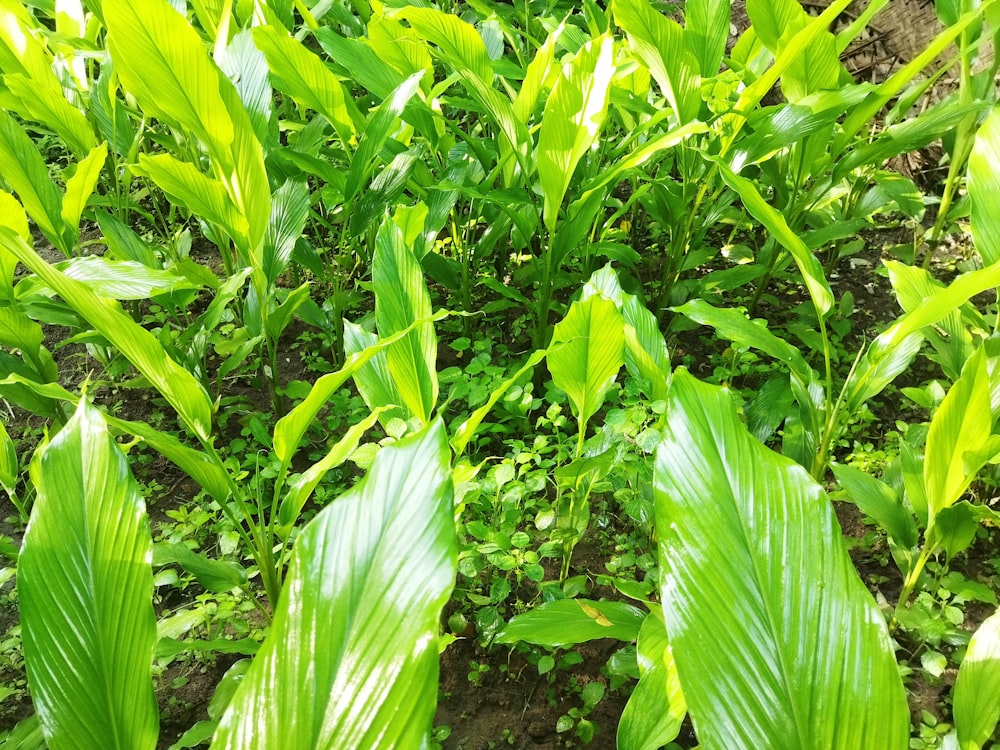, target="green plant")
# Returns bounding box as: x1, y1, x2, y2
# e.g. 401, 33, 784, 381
18, 397, 457, 748
653, 368, 909, 746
